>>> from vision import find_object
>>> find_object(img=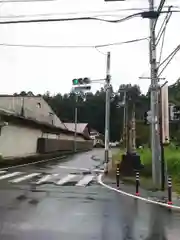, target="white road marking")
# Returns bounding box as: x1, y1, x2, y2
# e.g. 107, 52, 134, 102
10, 173, 41, 183
56, 174, 76, 185
58, 166, 89, 171
36, 173, 58, 184
76, 175, 94, 187
58, 165, 104, 173
0, 172, 23, 180
98, 174, 180, 210
0, 171, 7, 174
